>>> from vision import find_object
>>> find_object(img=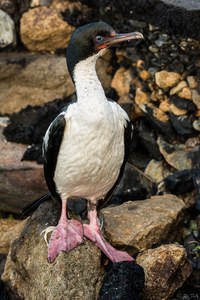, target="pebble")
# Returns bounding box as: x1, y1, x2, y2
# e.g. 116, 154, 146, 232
170, 81, 188, 96
193, 119, 200, 132
0, 9, 16, 48
135, 87, 149, 105
191, 90, 200, 109
149, 45, 159, 53
178, 87, 192, 100
186, 76, 198, 89
155, 70, 181, 90
170, 103, 187, 116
